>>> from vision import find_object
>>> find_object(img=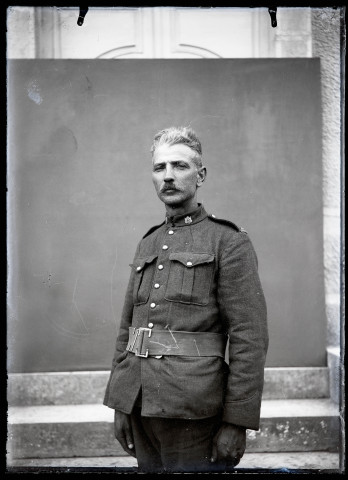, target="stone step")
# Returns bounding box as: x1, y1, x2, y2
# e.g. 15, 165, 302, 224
7, 367, 330, 406
7, 399, 340, 460
7, 452, 341, 472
